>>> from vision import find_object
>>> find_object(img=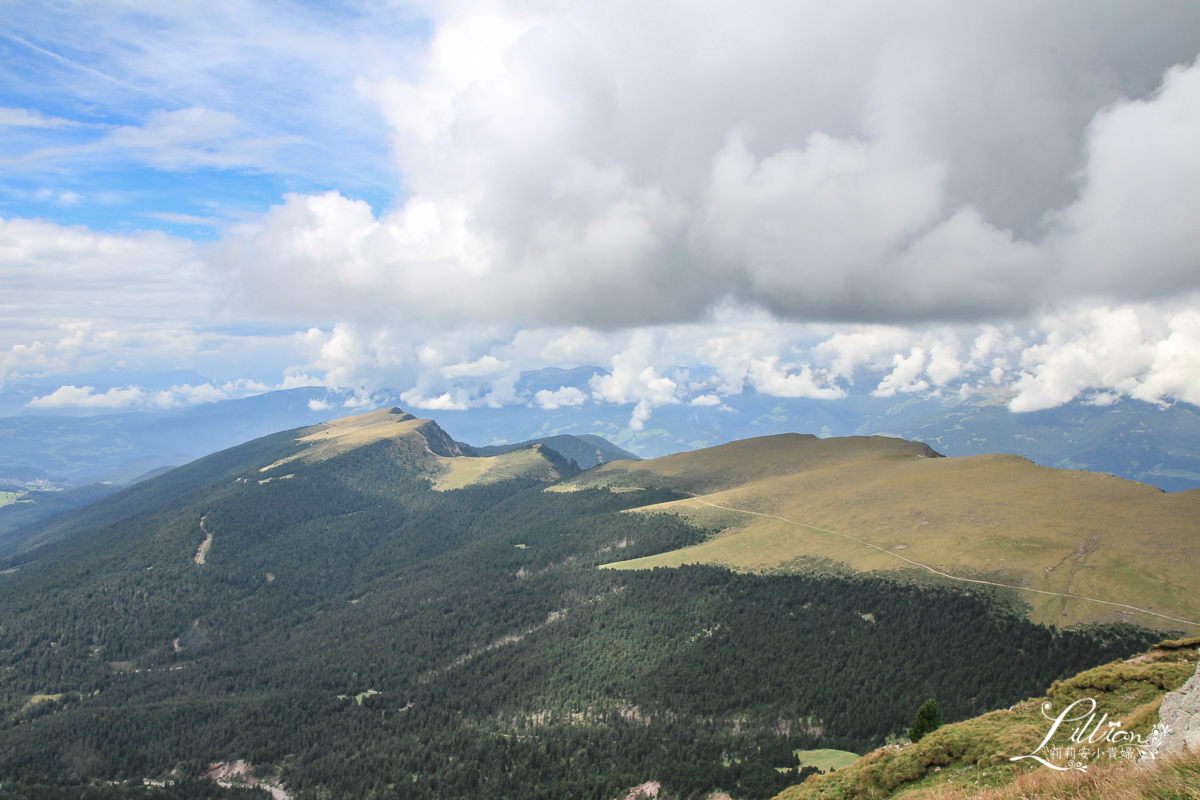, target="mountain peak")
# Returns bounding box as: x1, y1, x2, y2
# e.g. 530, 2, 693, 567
258, 407, 448, 473
262, 408, 575, 487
